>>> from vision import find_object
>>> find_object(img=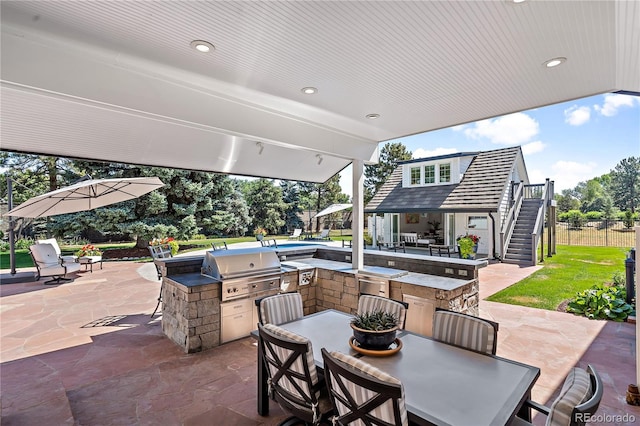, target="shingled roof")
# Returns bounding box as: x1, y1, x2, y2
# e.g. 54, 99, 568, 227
365, 146, 521, 213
